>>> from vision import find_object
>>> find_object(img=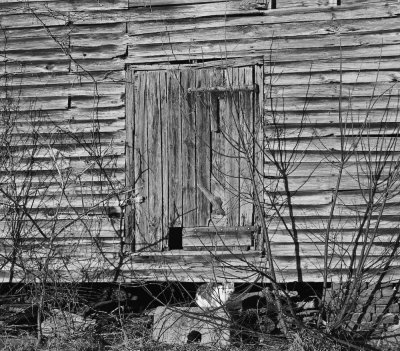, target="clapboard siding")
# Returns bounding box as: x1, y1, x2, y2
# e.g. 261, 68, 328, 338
0, 0, 128, 284
0, 0, 399, 283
